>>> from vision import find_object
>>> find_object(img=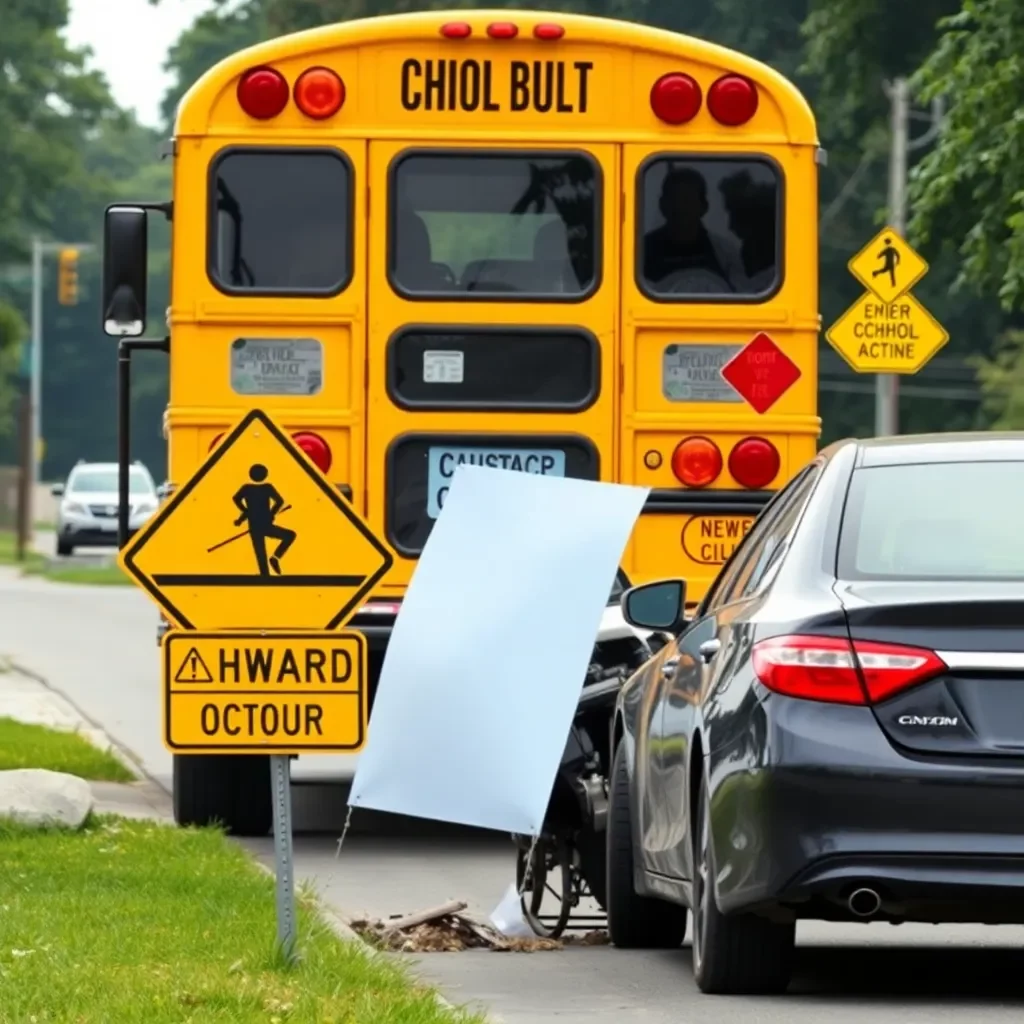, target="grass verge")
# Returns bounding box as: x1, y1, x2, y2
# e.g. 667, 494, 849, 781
0, 530, 130, 585
0, 717, 134, 782
0, 817, 484, 1024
